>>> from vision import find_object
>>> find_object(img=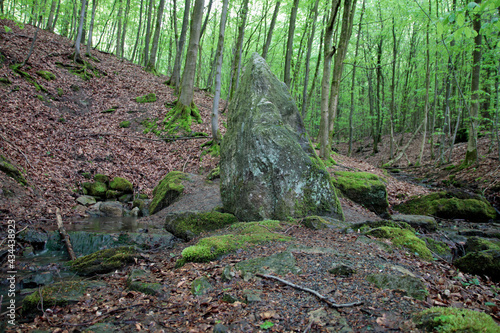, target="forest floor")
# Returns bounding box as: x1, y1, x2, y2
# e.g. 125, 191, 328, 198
1, 20, 500, 332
